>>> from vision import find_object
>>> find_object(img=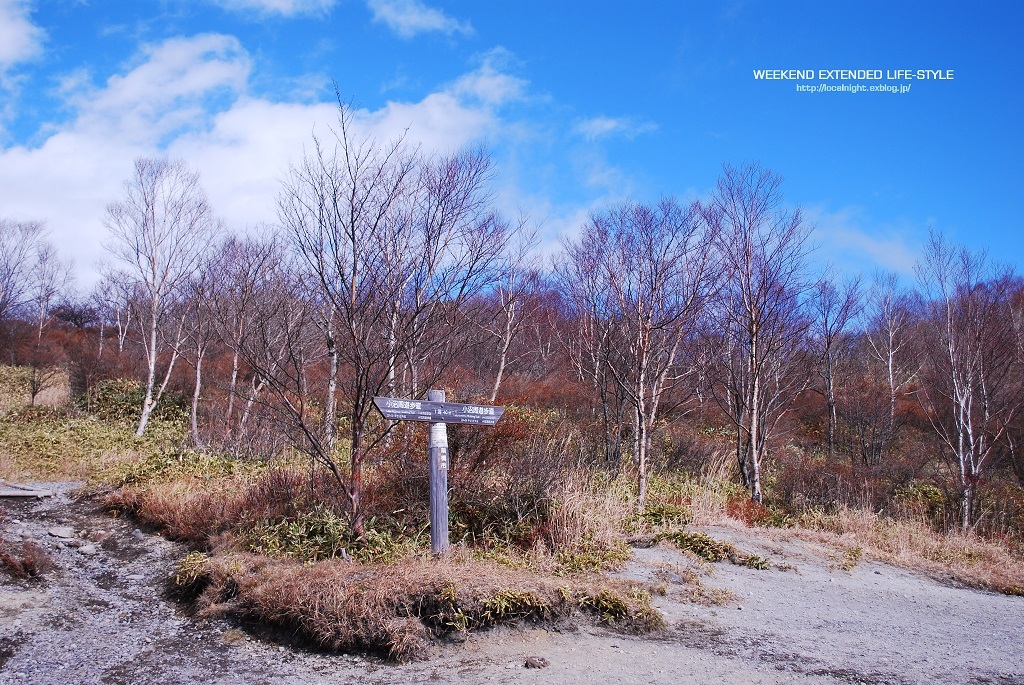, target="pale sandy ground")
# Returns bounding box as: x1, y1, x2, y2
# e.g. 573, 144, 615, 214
1, 485, 1021, 685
